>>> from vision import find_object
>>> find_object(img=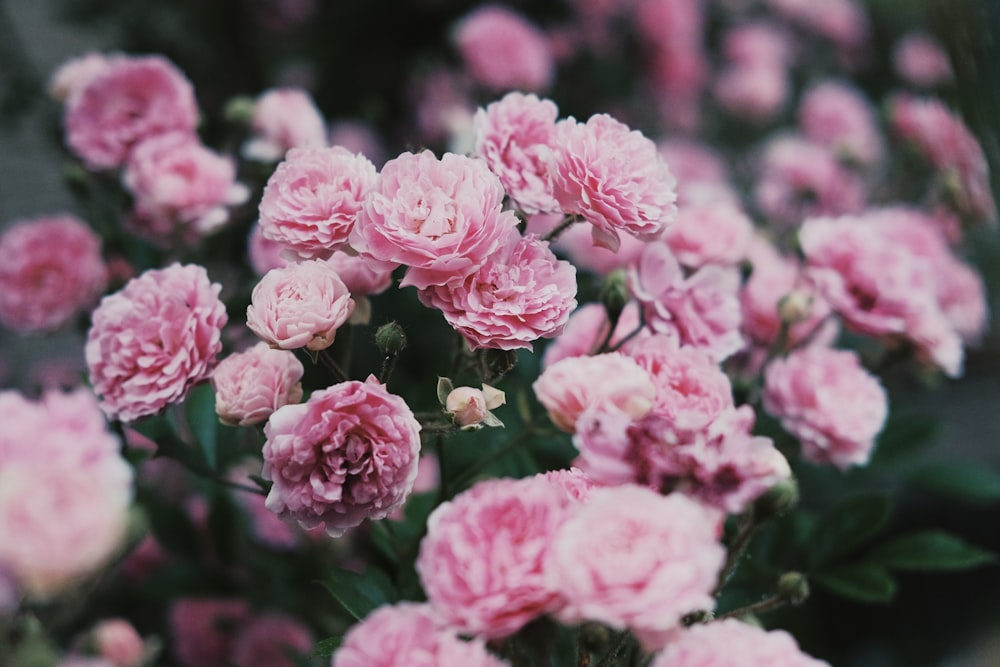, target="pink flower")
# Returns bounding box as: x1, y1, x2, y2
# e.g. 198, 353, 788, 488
657, 138, 728, 189
630, 242, 745, 363
663, 202, 753, 269
247, 222, 291, 276
92, 619, 144, 667
416, 476, 571, 638
550, 113, 678, 252
328, 120, 386, 167
541, 301, 646, 369
533, 352, 656, 432
48, 52, 119, 104
258, 146, 378, 259
452, 5, 554, 92
444, 385, 505, 428
230, 614, 313, 667
246, 260, 355, 351
798, 81, 884, 166
350, 150, 519, 289
262, 376, 421, 537
713, 63, 789, 123
65, 55, 198, 170
473, 92, 561, 214
894, 32, 953, 88
332, 602, 509, 667
211, 342, 304, 426
418, 232, 577, 351
766, 0, 869, 52
722, 21, 794, 67
324, 250, 396, 296
546, 485, 725, 650
168, 598, 251, 667
243, 87, 327, 161
549, 218, 650, 275
764, 347, 887, 469
650, 618, 830, 667
0, 214, 108, 333
124, 132, 248, 242
86, 263, 227, 422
